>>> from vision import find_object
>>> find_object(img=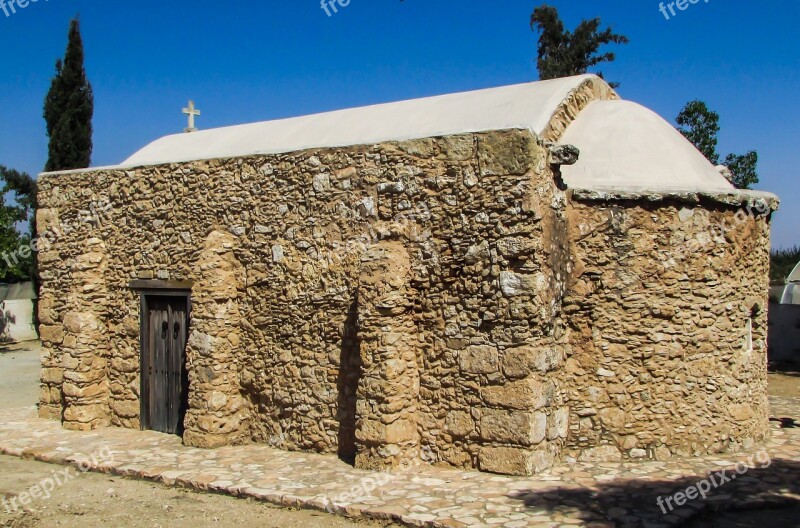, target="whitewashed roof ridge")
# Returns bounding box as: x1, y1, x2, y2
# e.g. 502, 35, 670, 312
122, 75, 598, 167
